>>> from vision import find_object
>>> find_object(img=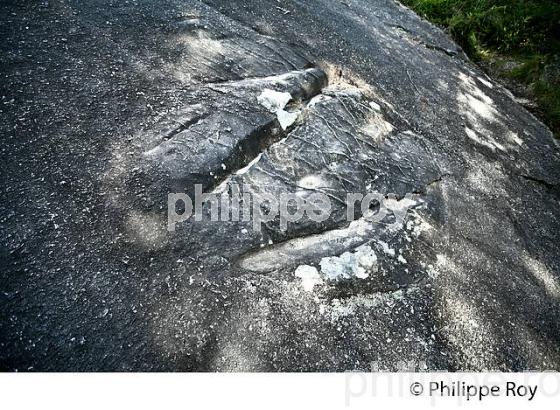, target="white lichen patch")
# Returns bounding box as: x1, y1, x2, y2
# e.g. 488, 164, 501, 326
397, 254, 408, 264
319, 244, 377, 281
277, 109, 300, 130
257, 88, 292, 112
294, 265, 323, 292
257, 88, 300, 130
378, 240, 396, 257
